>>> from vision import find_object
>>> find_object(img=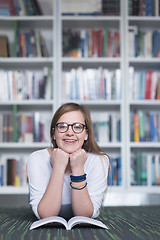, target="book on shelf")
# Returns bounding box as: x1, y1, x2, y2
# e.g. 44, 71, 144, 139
62, 67, 121, 101
91, 111, 121, 143
0, 108, 51, 143
61, 0, 102, 16
149, 113, 159, 142
131, 111, 160, 142
0, 0, 43, 16
144, 72, 152, 100
128, 27, 160, 58
0, 0, 16, 16
108, 156, 122, 186
13, 23, 49, 58
0, 156, 27, 187
0, 35, 9, 57
62, 27, 120, 58
102, 0, 120, 16
30, 215, 108, 231
133, 112, 140, 142
131, 152, 160, 186
129, 67, 160, 100
0, 67, 52, 101
128, 26, 138, 58
129, 0, 158, 16
131, 152, 147, 186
